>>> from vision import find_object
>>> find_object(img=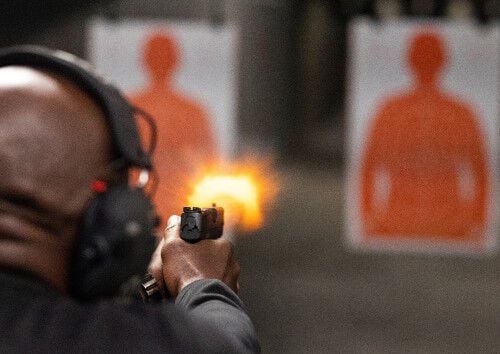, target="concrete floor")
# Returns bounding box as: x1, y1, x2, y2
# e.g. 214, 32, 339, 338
235, 163, 500, 353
